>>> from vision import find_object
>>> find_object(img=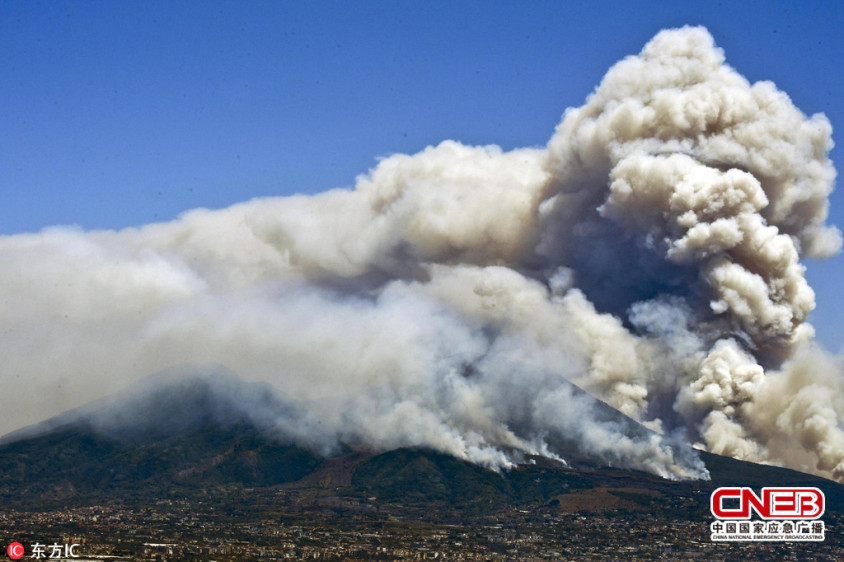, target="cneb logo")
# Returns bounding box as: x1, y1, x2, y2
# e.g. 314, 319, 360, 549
711, 487, 824, 520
